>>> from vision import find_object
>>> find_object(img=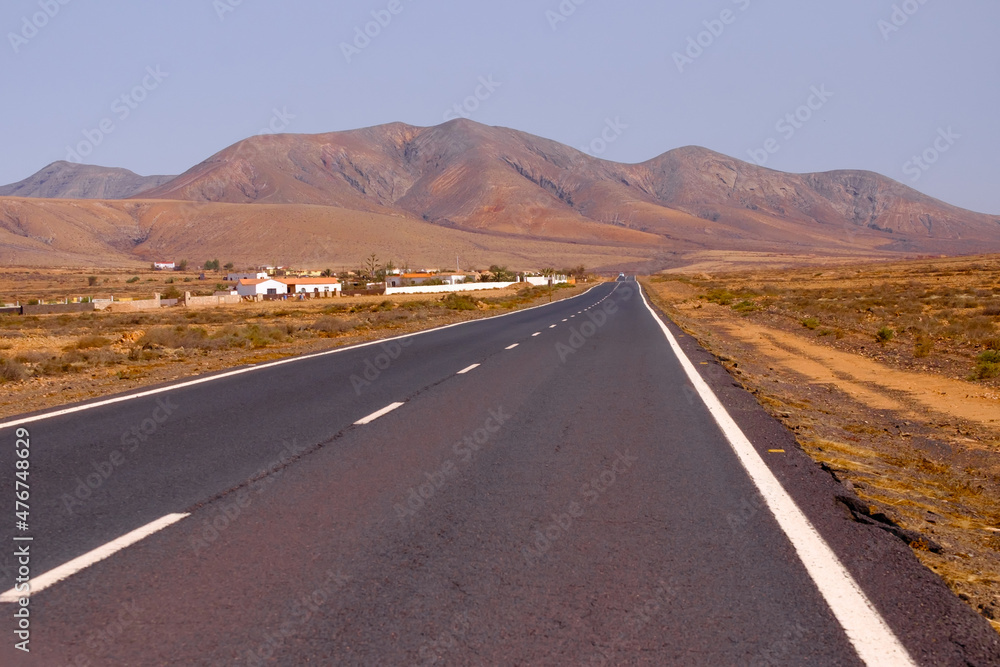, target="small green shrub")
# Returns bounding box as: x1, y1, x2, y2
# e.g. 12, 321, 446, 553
732, 300, 760, 314
876, 326, 895, 344
703, 289, 735, 306
801, 317, 820, 330
310, 317, 350, 334
0, 357, 28, 382
973, 350, 1000, 379
441, 294, 477, 311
